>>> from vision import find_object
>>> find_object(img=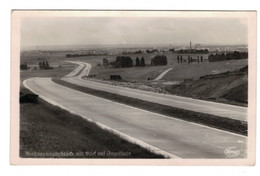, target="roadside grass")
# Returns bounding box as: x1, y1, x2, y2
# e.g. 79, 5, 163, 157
165, 67, 248, 107
53, 78, 247, 136
20, 87, 164, 158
